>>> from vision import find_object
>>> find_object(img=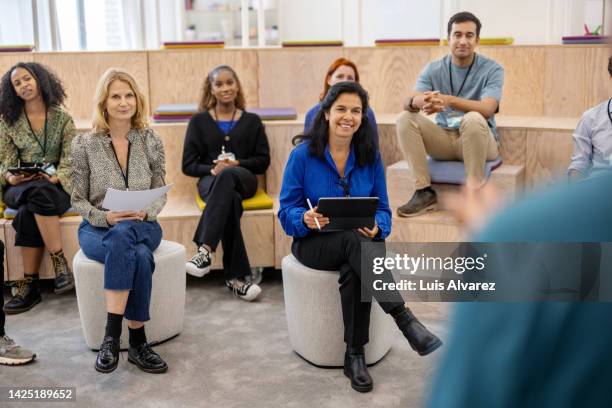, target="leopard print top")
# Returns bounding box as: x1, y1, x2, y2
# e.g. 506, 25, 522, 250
70, 127, 166, 227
